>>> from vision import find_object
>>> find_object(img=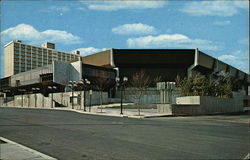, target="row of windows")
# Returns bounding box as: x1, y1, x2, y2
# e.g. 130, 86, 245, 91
14, 55, 77, 62
14, 51, 78, 59
13, 54, 77, 60
14, 45, 78, 57
14, 63, 46, 69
